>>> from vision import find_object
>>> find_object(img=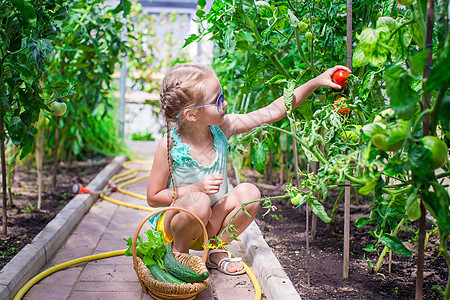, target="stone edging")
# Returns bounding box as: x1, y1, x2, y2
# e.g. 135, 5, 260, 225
227, 181, 301, 300
240, 221, 302, 300
0, 155, 127, 300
